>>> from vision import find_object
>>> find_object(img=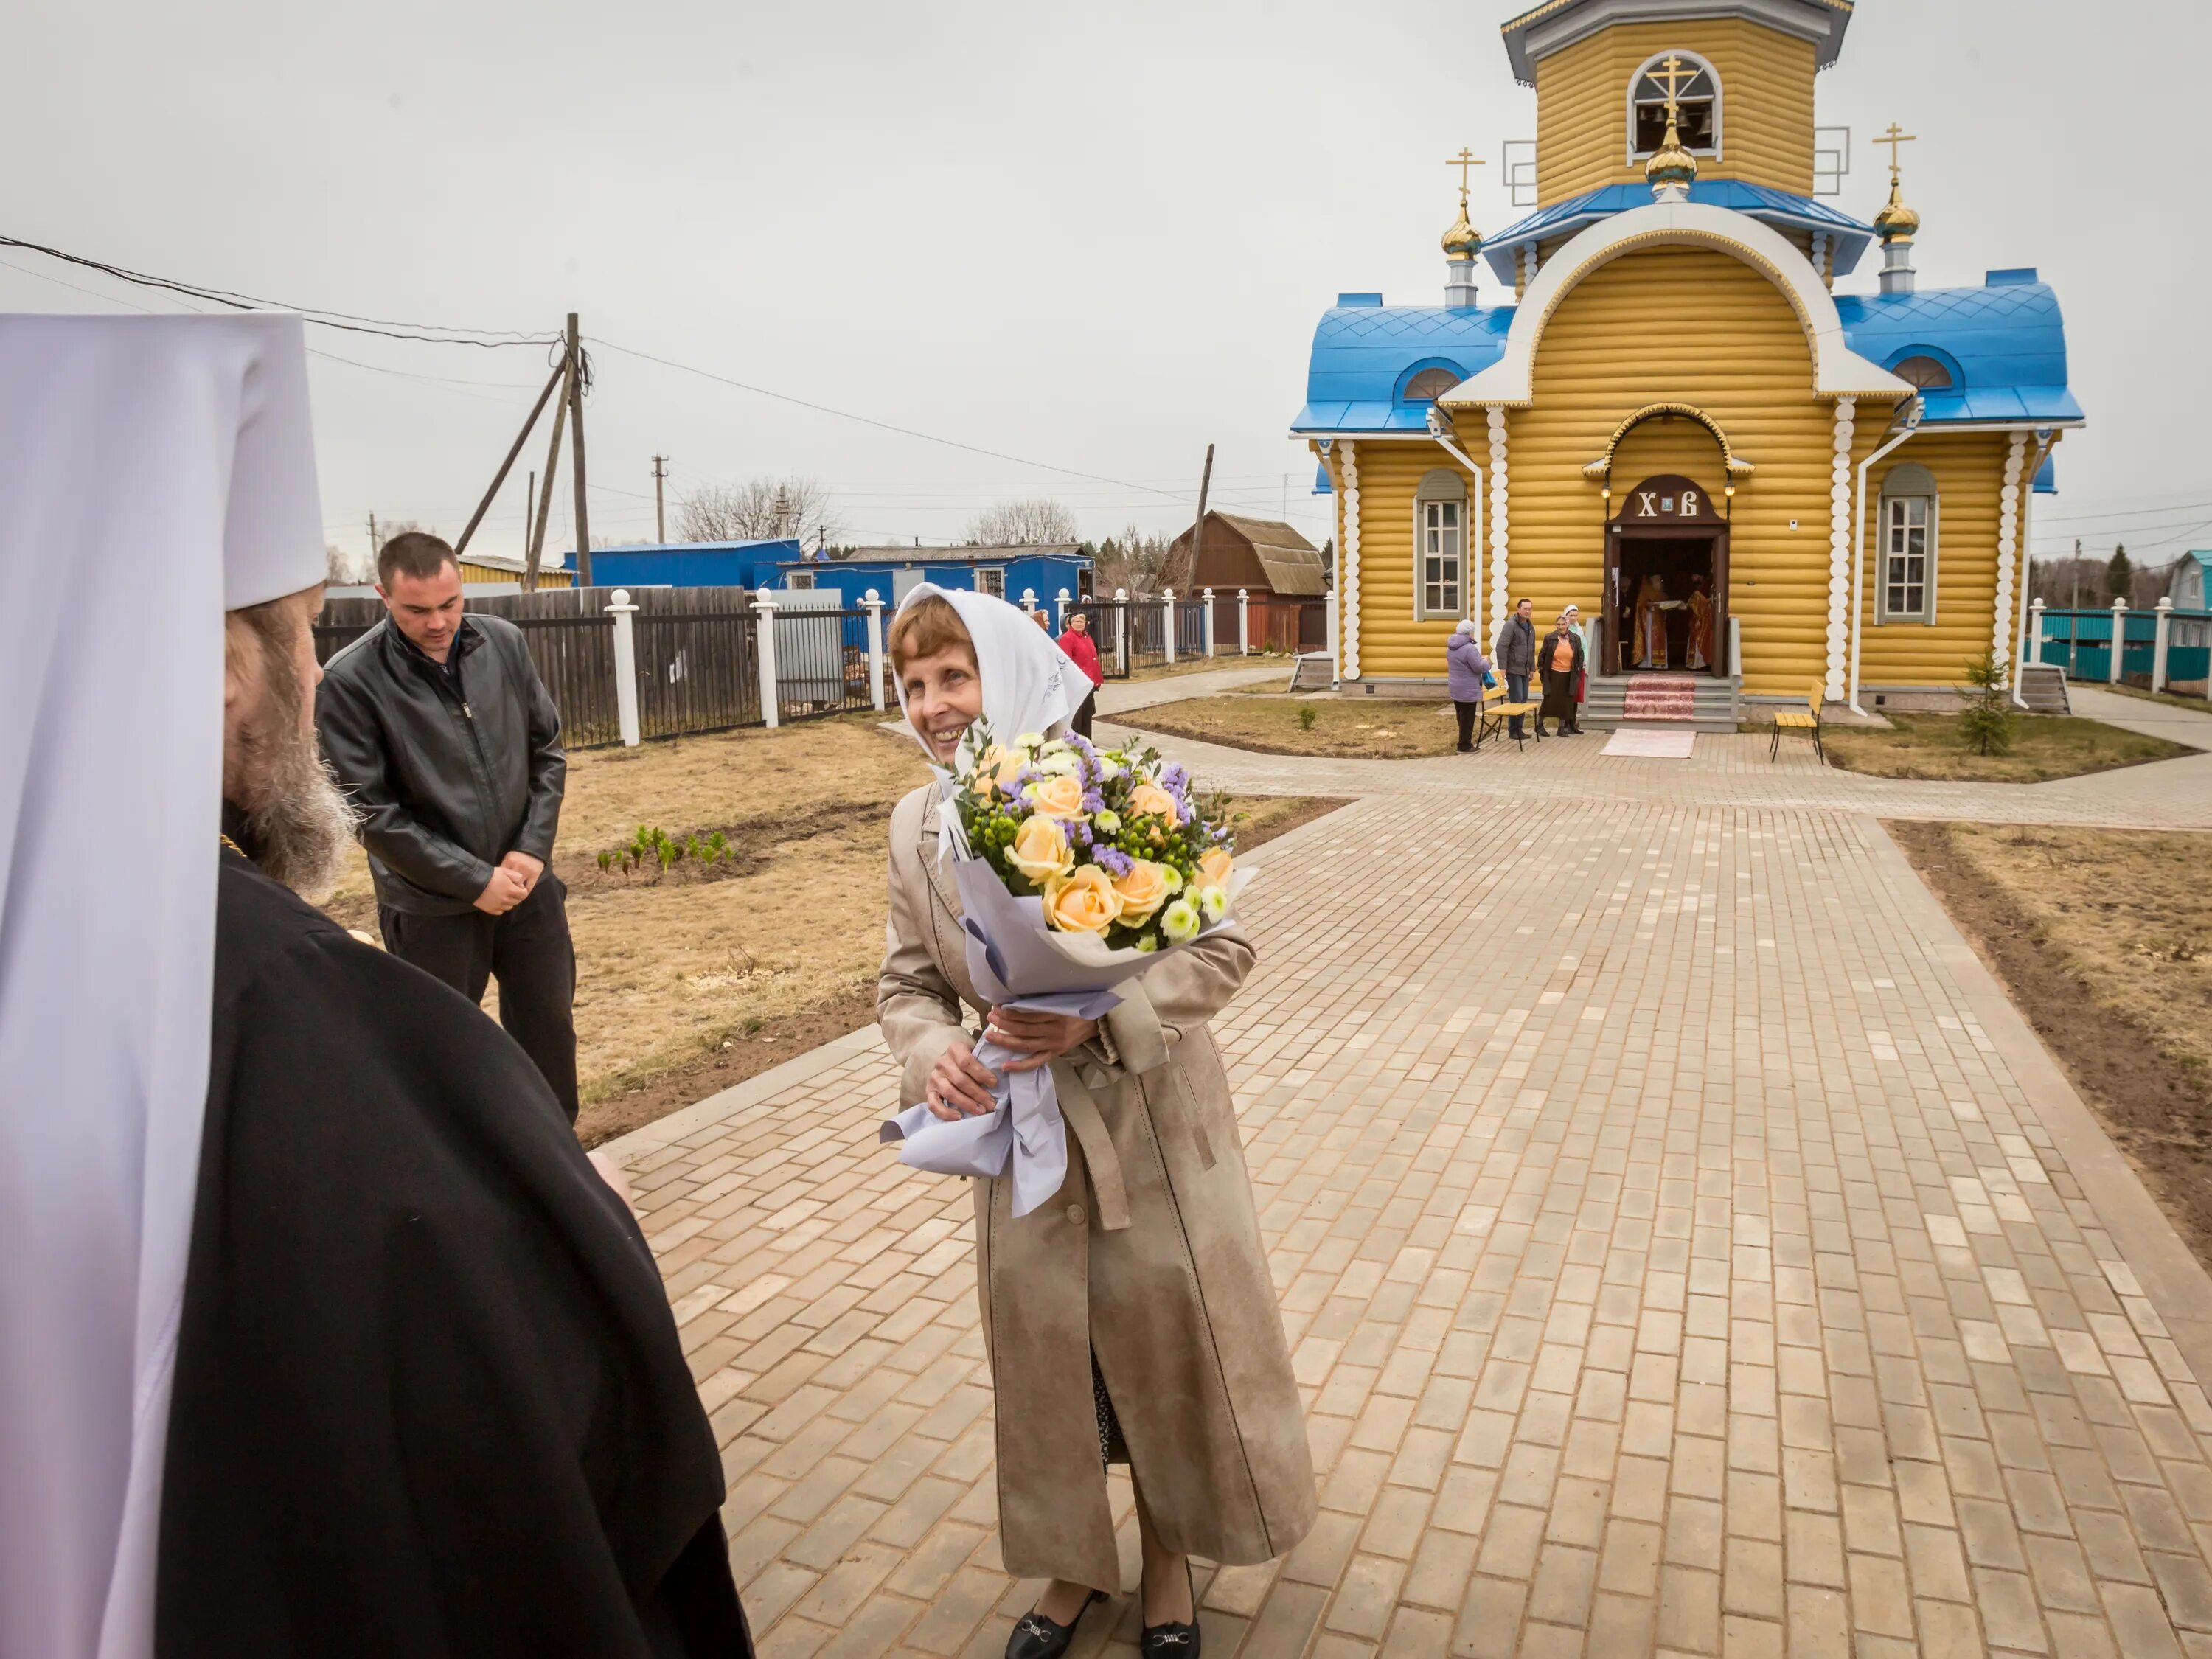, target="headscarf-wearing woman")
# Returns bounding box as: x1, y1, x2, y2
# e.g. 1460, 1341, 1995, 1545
1445, 616, 1492, 752
877, 585, 1314, 1659
1538, 606, 1586, 736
